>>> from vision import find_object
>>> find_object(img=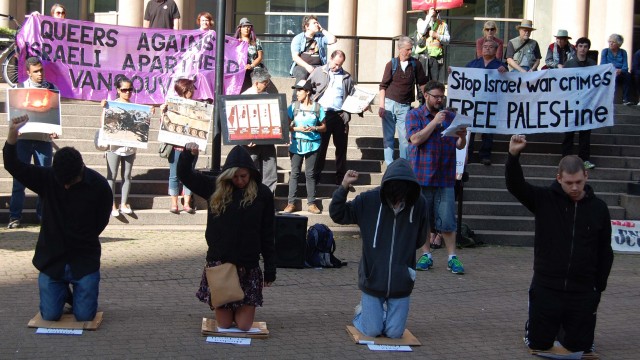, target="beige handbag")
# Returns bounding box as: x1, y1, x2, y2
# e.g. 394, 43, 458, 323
205, 263, 244, 307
